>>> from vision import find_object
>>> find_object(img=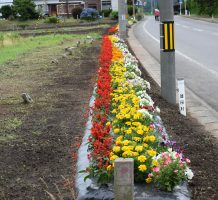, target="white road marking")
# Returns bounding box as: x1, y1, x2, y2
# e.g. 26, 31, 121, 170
142, 20, 218, 78
212, 32, 218, 36
193, 28, 203, 32
182, 25, 189, 28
